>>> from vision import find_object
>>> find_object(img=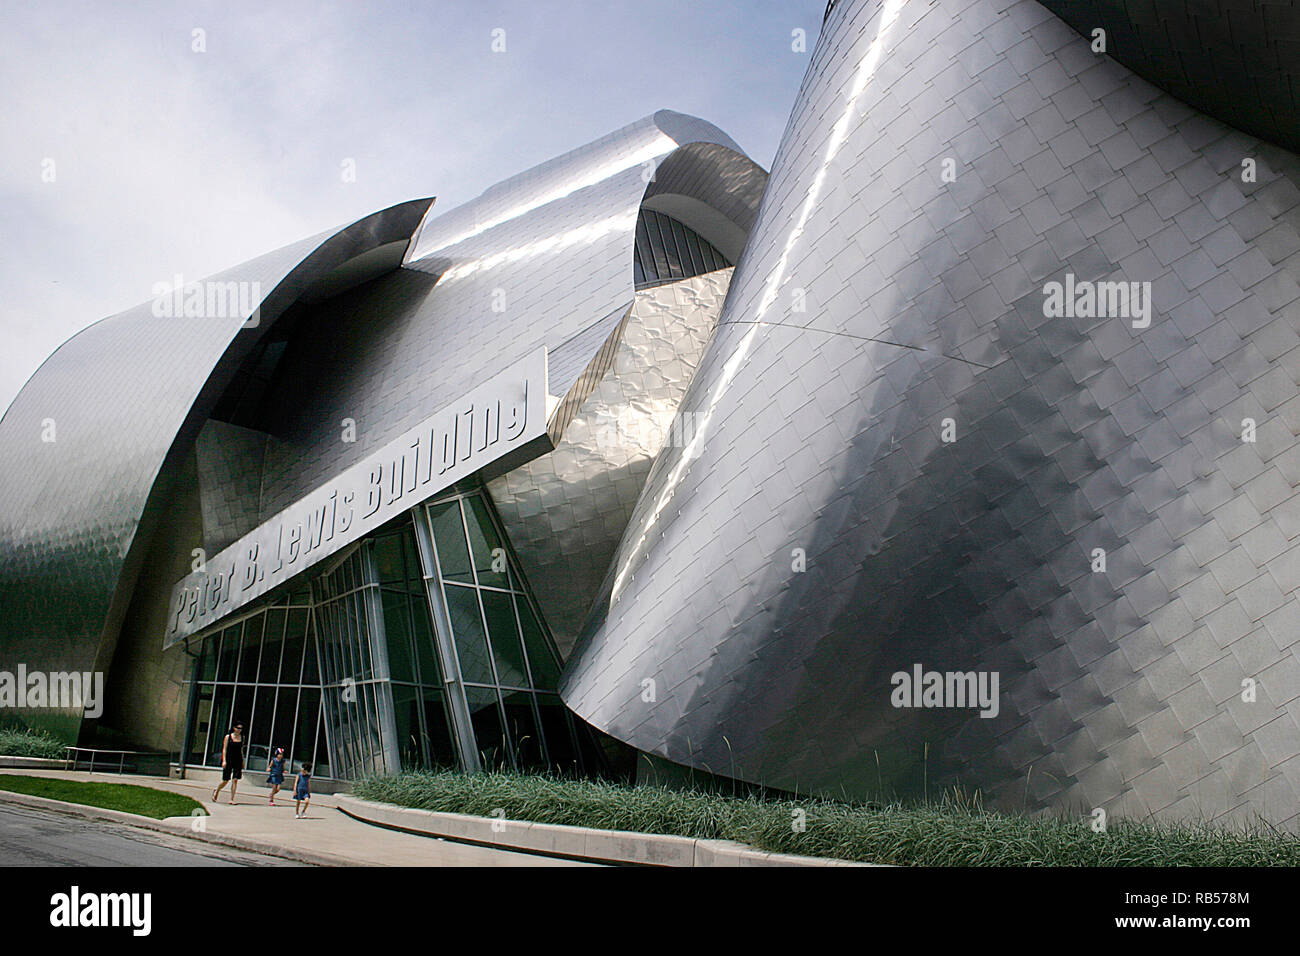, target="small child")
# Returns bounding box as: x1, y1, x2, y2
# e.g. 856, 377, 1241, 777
266, 747, 286, 805
293, 762, 312, 819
